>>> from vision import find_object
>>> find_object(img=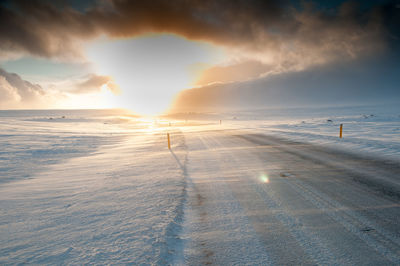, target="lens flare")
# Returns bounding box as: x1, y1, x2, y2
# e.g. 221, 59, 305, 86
260, 174, 269, 183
